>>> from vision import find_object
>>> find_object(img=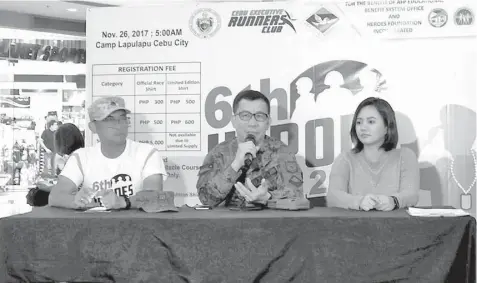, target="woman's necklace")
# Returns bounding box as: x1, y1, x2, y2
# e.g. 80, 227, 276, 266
364, 157, 388, 174
450, 149, 476, 210
361, 151, 389, 188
